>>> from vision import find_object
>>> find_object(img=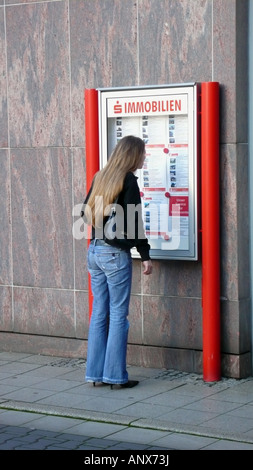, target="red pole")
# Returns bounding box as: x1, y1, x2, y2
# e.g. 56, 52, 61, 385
84, 89, 100, 320
201, 82, 221, 382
